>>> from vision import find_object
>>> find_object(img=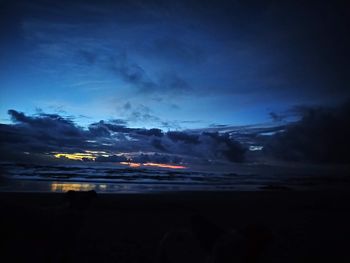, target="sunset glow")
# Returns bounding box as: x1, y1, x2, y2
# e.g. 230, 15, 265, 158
53, 151, 111, 161
143, 162, 187, 169
54, 152, 96, 161
120, 162, 187, 169
120, 162, 141, 167
52, 153, 187, 169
